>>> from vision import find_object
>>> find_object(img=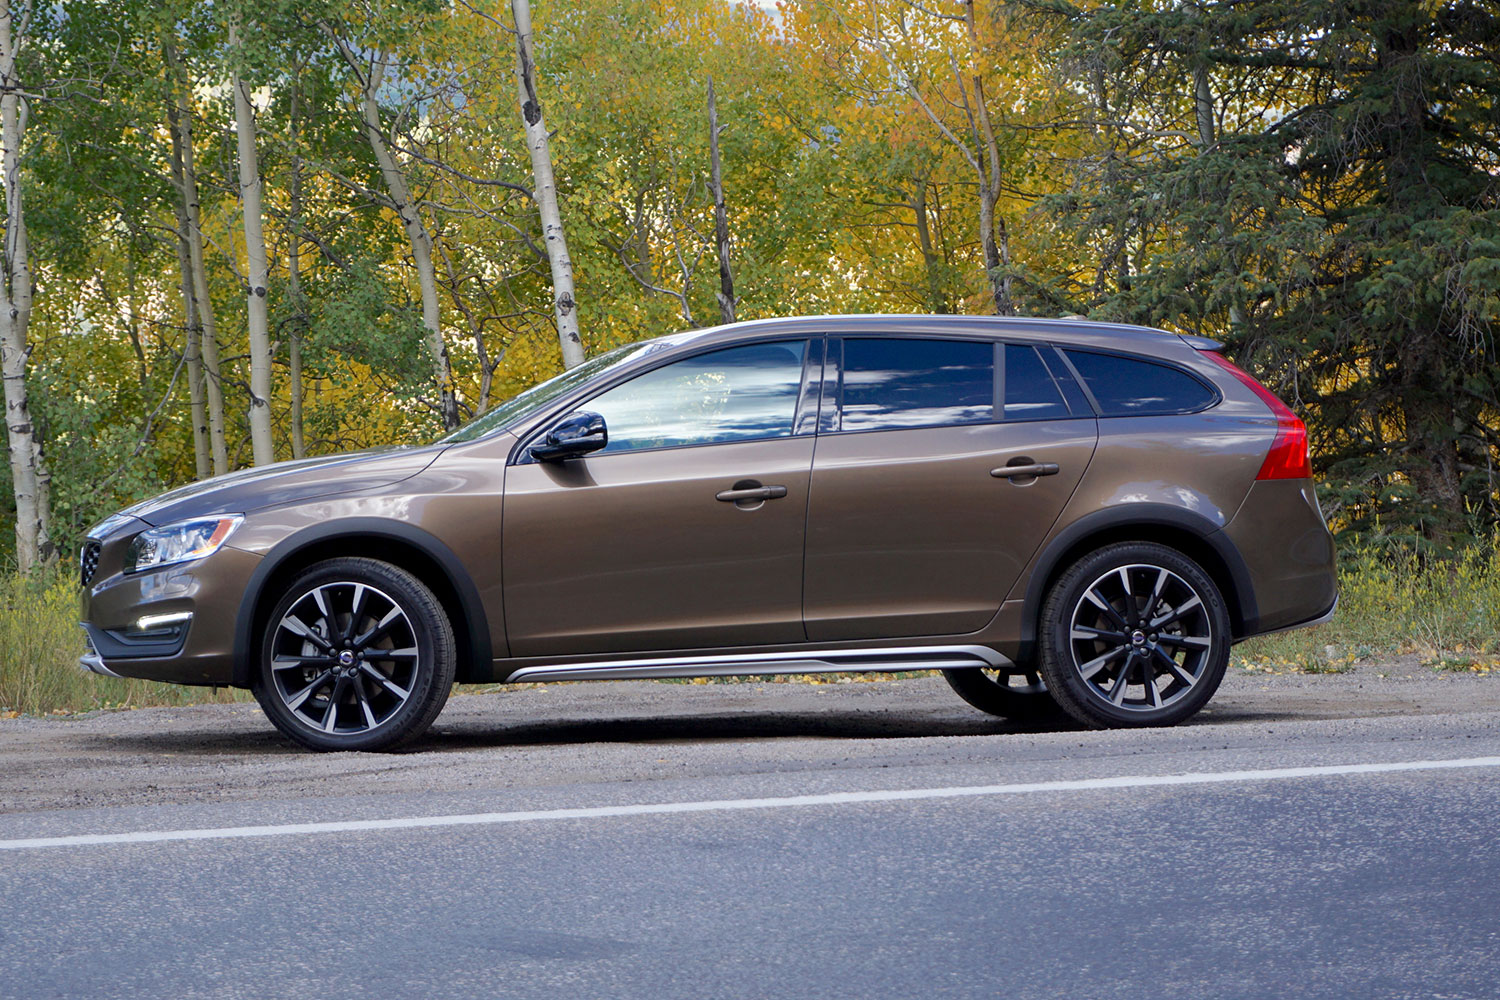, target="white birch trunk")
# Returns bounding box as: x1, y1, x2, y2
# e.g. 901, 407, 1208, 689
174, 216, 210, 480
511, 0, 584, 369
287, 77, 306, 459
230, 21, 274, 466
166, 39, 228, 476
166, 82, 210, 479
707, 78, 737, 326
328, 39, 458, 429
0, 0, 52, 570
